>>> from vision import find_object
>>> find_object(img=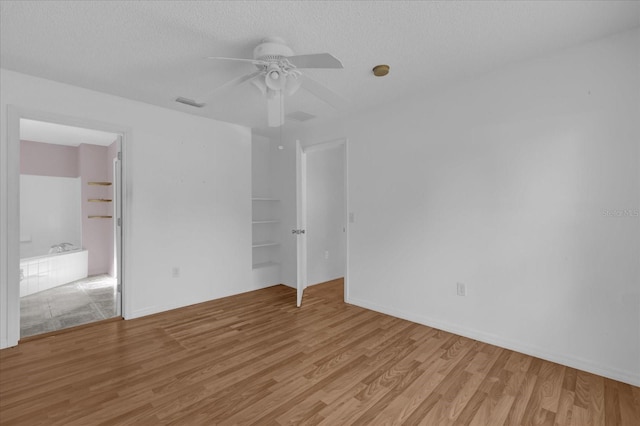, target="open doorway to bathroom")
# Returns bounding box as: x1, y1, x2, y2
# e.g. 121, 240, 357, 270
18, 119, 122, 339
